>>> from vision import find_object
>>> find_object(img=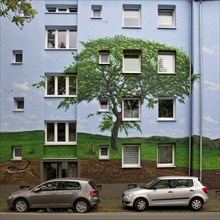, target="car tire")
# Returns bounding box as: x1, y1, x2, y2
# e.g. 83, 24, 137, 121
189, 197, 203, 211
134, 198, 147, 212
74, 199, 89, 213
14, 199, 29, 212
